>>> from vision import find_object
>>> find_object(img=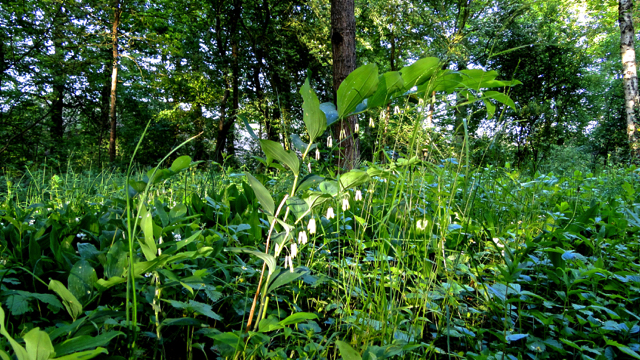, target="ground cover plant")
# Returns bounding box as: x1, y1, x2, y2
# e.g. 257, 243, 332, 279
2, 58, 640, 360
